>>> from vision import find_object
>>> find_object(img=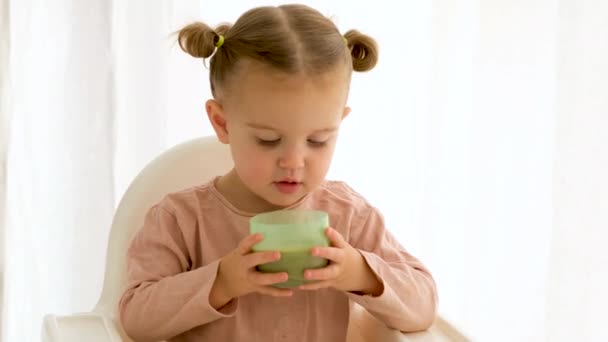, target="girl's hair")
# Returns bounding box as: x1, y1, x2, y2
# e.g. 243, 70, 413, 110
177, 4, 378, 97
